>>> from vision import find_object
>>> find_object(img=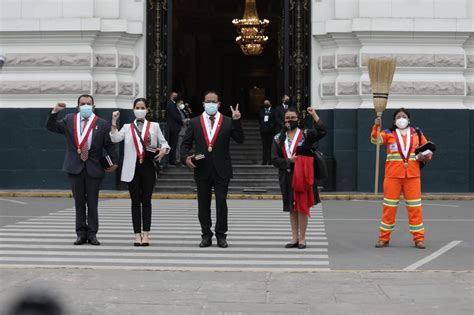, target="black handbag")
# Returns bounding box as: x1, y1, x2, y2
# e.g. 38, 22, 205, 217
312, 148, 328, 181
